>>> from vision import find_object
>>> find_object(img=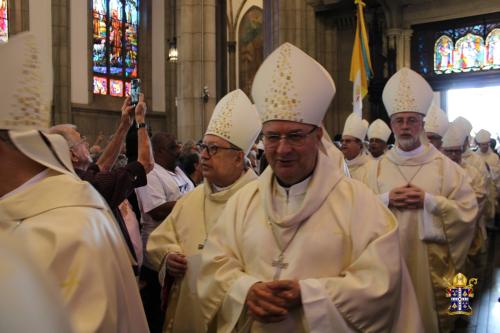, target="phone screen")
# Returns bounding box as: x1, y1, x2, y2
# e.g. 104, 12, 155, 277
131, 79, 141, 106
